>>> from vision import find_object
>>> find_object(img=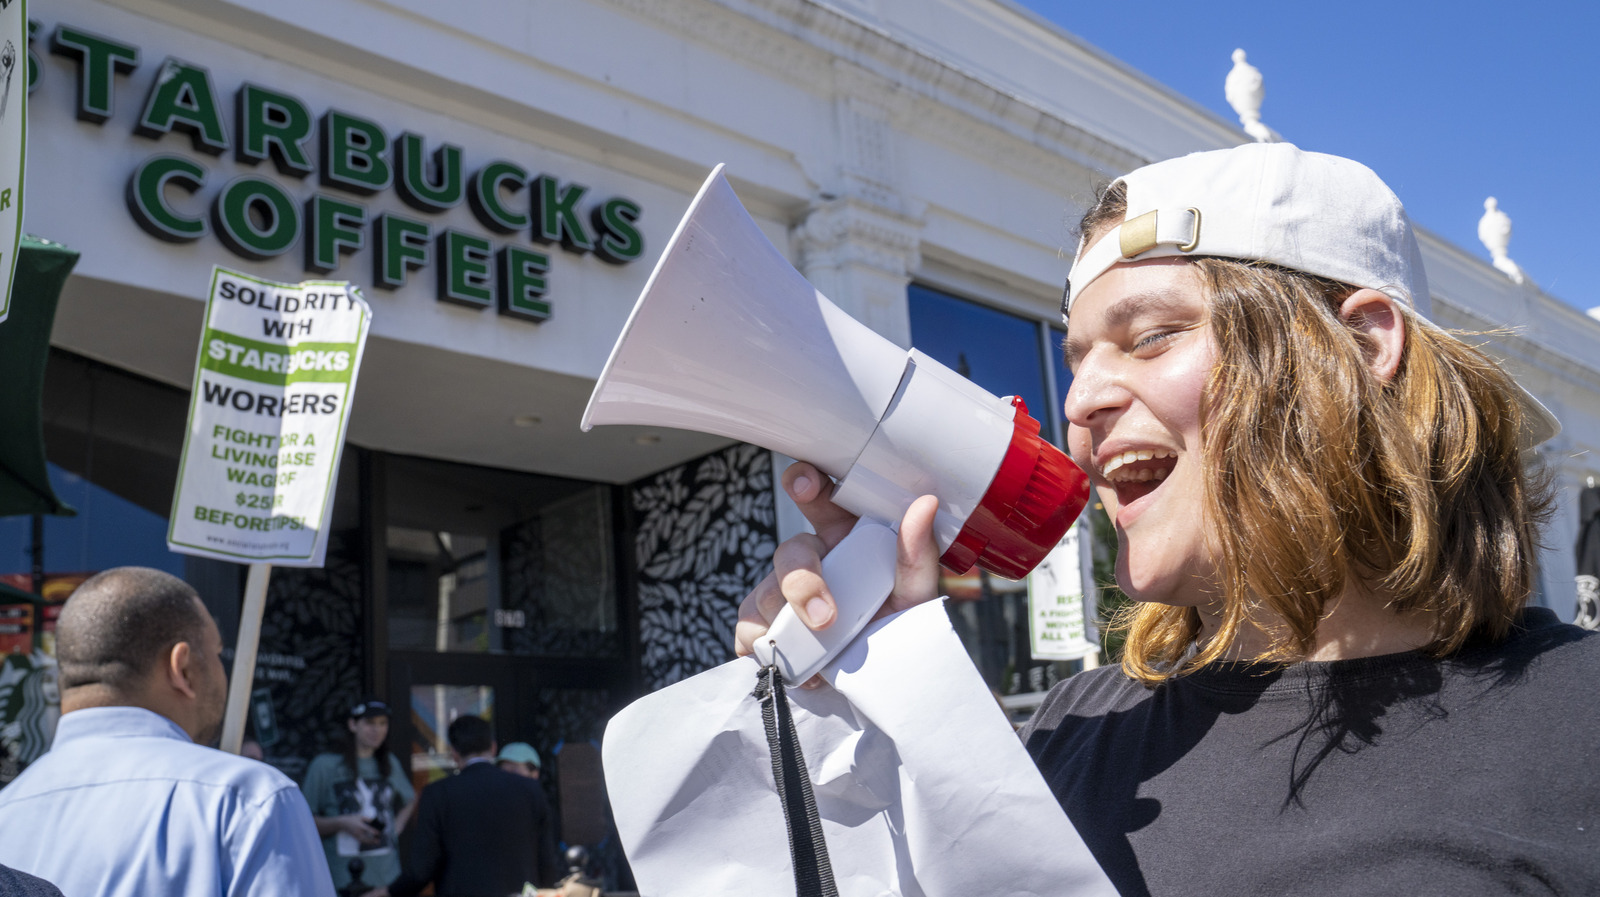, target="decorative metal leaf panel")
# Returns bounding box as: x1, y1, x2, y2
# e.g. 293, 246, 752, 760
631, 444, 775, 691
